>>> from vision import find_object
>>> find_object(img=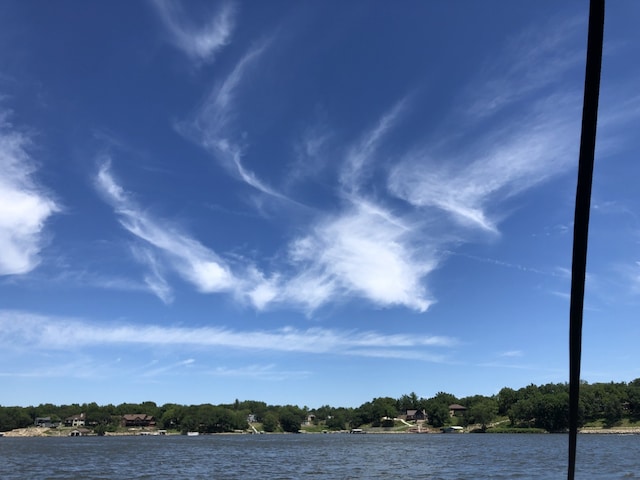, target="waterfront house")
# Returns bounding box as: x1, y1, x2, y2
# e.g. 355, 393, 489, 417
405, 409, 427, 422
448, 404, 467, 417
64, 413, 86, 427
34, 417, 53, 428
121, 414, 155, 427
